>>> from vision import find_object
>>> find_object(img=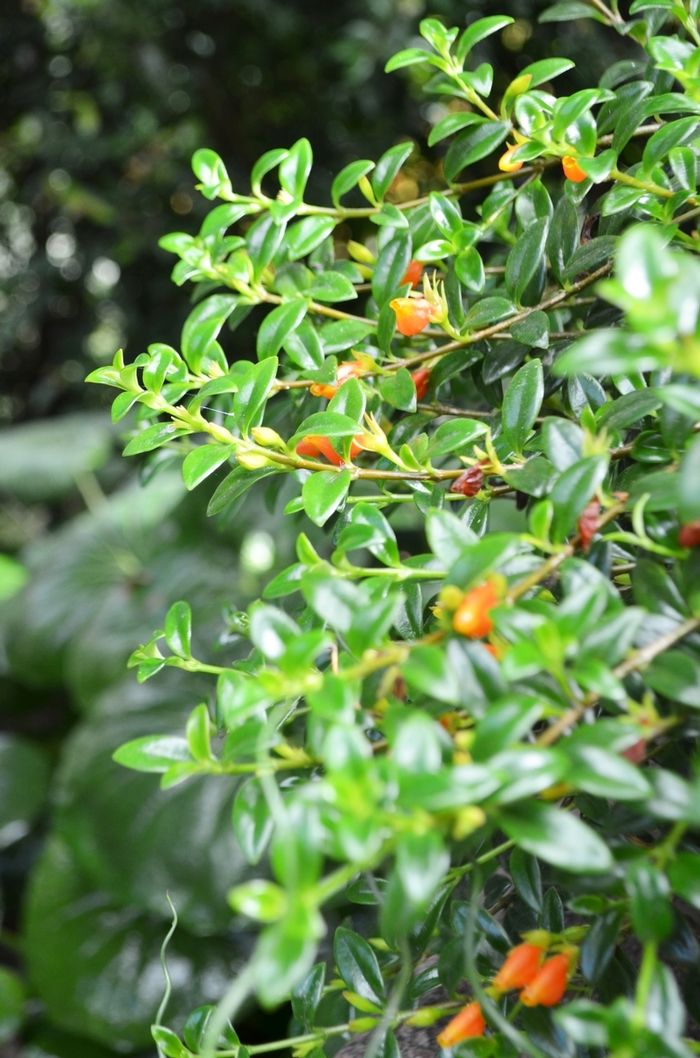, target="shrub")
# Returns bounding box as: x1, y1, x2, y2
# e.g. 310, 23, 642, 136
90, 2, 700, 1056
